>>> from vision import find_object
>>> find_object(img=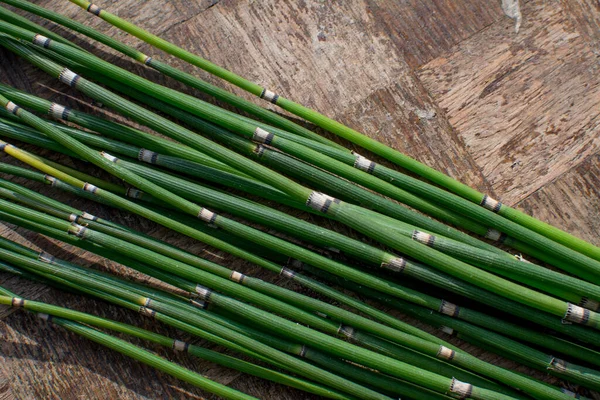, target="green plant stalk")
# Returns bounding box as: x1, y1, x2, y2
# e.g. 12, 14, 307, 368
0, 247, 395, 400
175, 308, 455, 400
10, 59, 505, 249
0, 92, 500, 266
0, 159, 46, 182
319, 283, 600, 390
38, 64, 589, 282
1, 201, 521, 397
10, 245, 524, 400
0, 293, 357, 400
3, 172, 592, 372
311, 265, 600, 367
0, 175, 466, 350
414, 231, 600, 306
397, 296, 600, 370
6, 152, 598, 353
0, 0, 345, 150
0, 162, 286, 264
0, 193, 454, 350
0, 238, 296, 372
326, 202, 600, 328
0, 142, 451, 322
358, 212, 599, 307
0, 24, 517, 263
0, 291, 258, 400
0, 86, 248, 180
453, 330, 600, 393
54, 319, 259, 400
8, 23, 519, 256
0, 36, 313, 200
0, 144, 313, 281
0, 198, 584, 400
65, 0, 600, 266
8, 161, 600, 369
0, 115, 300, 210
0, 4, 81, 48
0, 197, 508, 399
15, 23, 536, 266
0, 256, 449, 400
